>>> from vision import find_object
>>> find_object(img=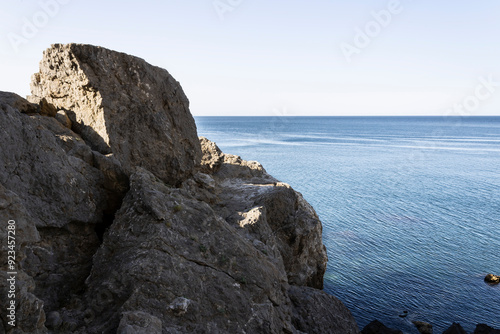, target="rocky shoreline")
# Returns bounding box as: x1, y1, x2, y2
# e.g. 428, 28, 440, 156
0, 43, 358, 333
0, 44, 498, 334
